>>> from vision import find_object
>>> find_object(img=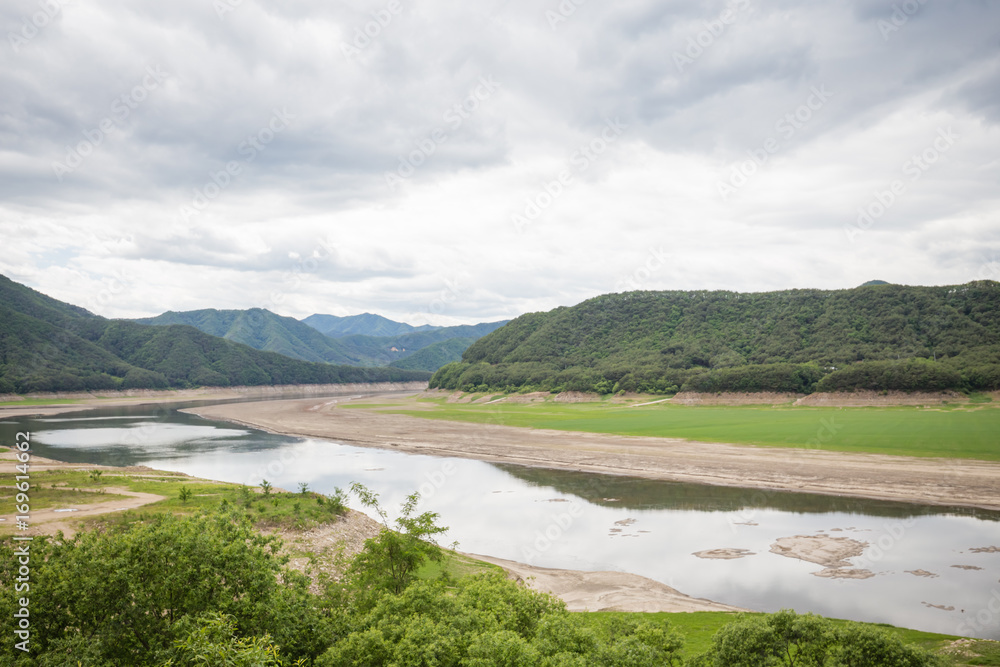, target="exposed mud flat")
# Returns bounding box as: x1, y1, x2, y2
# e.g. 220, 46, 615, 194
769, 534, 874, 578
693, 548, 756, 560
468, 554, 746, 613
